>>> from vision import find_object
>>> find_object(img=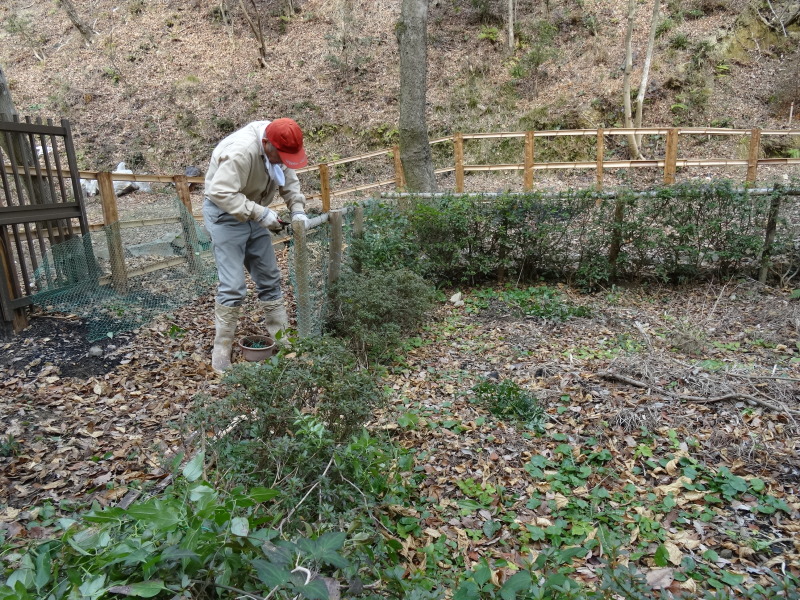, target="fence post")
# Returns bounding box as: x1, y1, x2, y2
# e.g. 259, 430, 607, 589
746, 128, 761, 185
454, 132, 465, 193
97, 171, 128, 293
328, 209, 343, 287
292, 221, 311, 338
663, 128, 679, 185
758, 192, 781, 283
524, 131, 534, 191
353, 205, 364, 274
596, 129, 604, 190
0, 236, 28, 334
319, 163, 331, 213
393, 145, 405, 191
608, 198, 625, 275
173, 175, 198, 272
